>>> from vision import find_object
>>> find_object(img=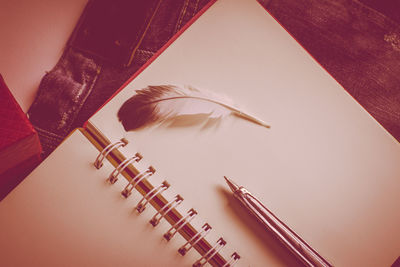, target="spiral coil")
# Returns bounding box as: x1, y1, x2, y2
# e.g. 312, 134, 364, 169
164, 208, 198, 241
150, 194, 184, 226
91, 134, 240, 267
193, 238, 227, 267
136, 180, 170, 213
178, 223, 212, 256
94, 138, 128, 169
222, 253, 240, 267
107, 153, 142, 184
121, 166, 155, 198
